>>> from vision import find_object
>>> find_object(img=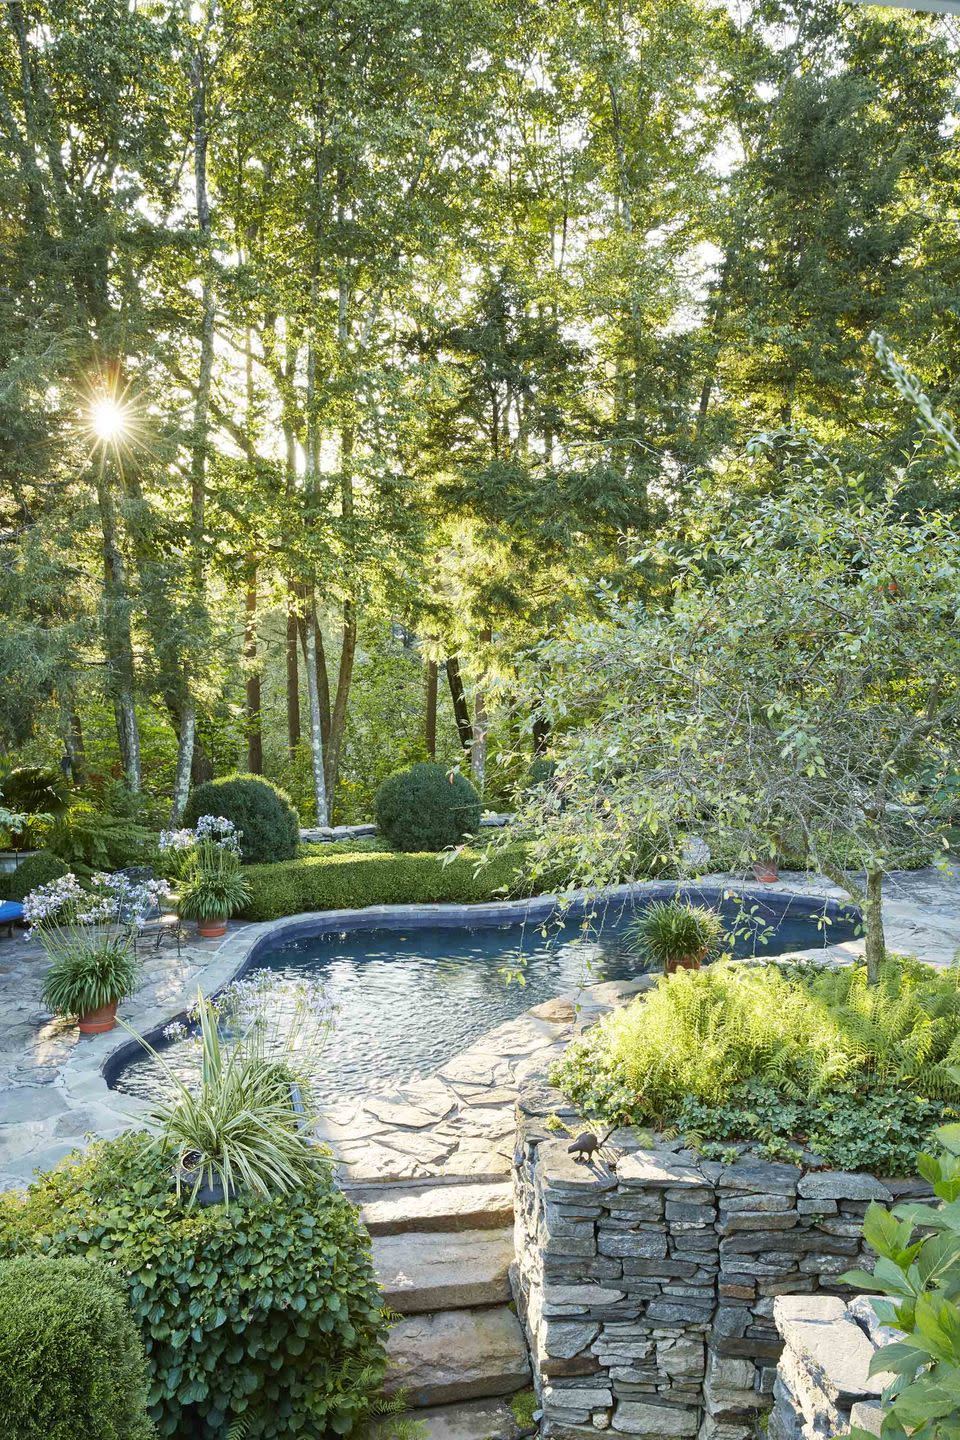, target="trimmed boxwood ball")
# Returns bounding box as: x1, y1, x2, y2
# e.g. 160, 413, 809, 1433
0, 1254, 155, 1440
375, 761, 482, 852
183, 774, 299, 864
6, 848, 68, 901
0, 1133, 388, 1440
